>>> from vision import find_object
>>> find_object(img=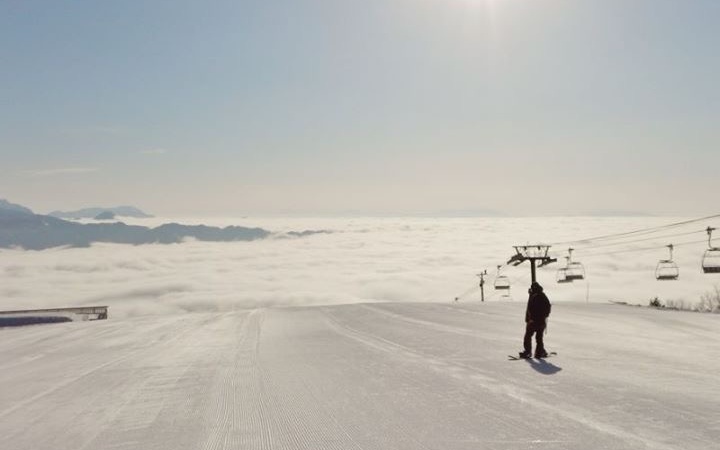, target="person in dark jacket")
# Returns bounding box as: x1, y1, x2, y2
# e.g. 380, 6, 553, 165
519, 281, 551, 358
